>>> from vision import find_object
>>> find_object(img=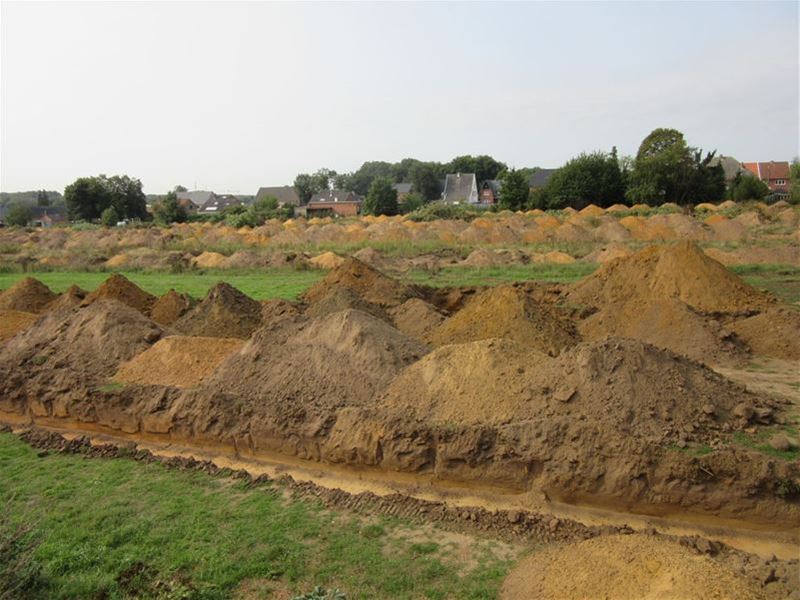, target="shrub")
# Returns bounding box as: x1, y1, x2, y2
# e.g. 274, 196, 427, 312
5, 204, 33, 227
100, 206, 120, 227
